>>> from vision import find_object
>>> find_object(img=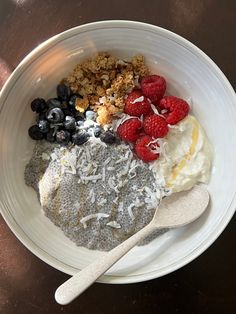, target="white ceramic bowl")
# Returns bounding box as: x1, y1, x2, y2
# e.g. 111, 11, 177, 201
0, 20, 236, 284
